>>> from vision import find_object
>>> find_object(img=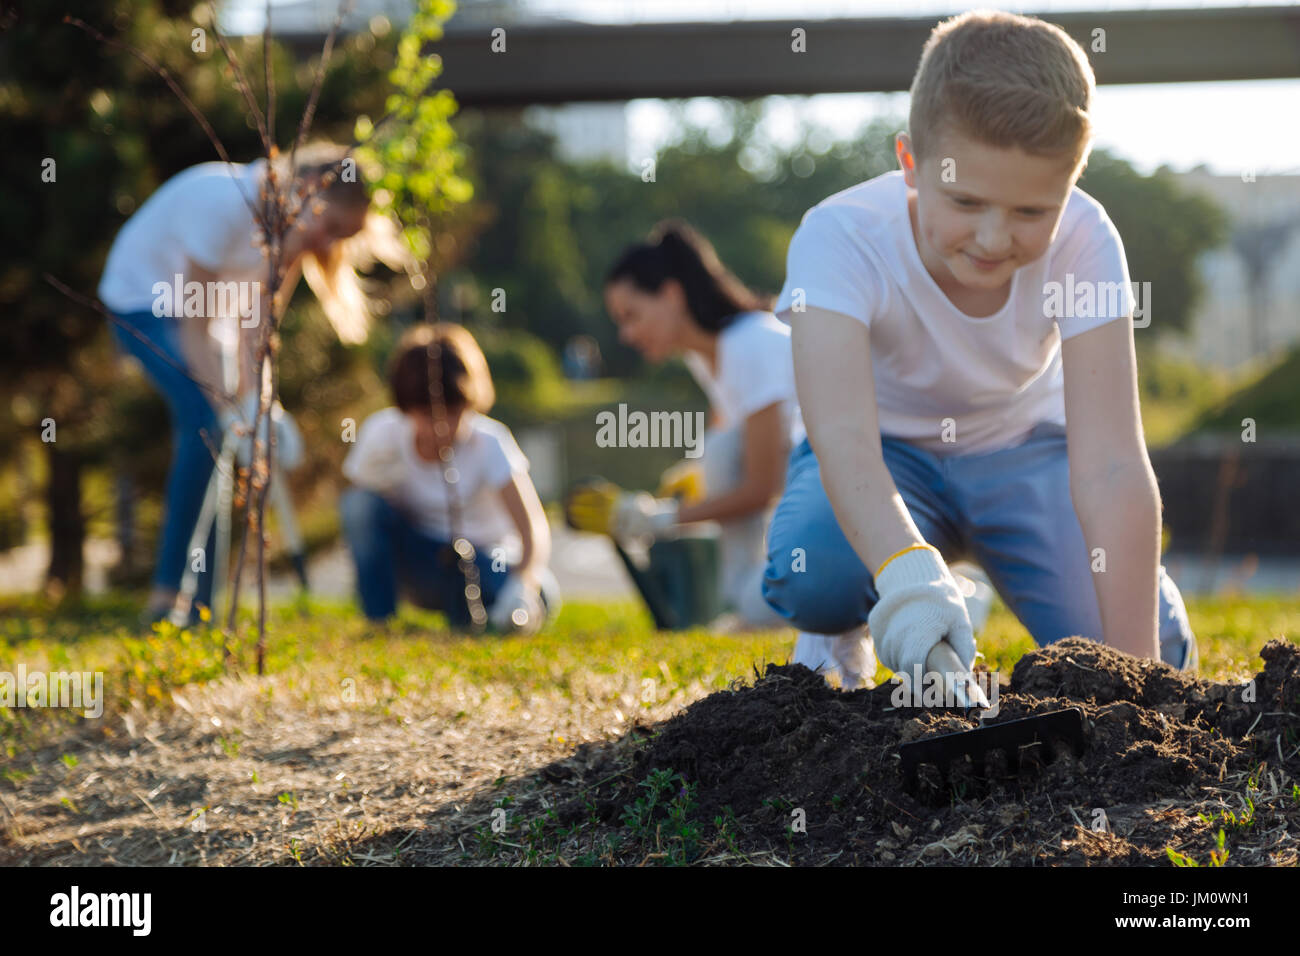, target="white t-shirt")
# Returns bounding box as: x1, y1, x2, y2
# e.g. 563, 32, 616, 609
98, 160, 268, 315
774, 170, 1136, 455
342, 408, 531, 562
682, 311, 807, 447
